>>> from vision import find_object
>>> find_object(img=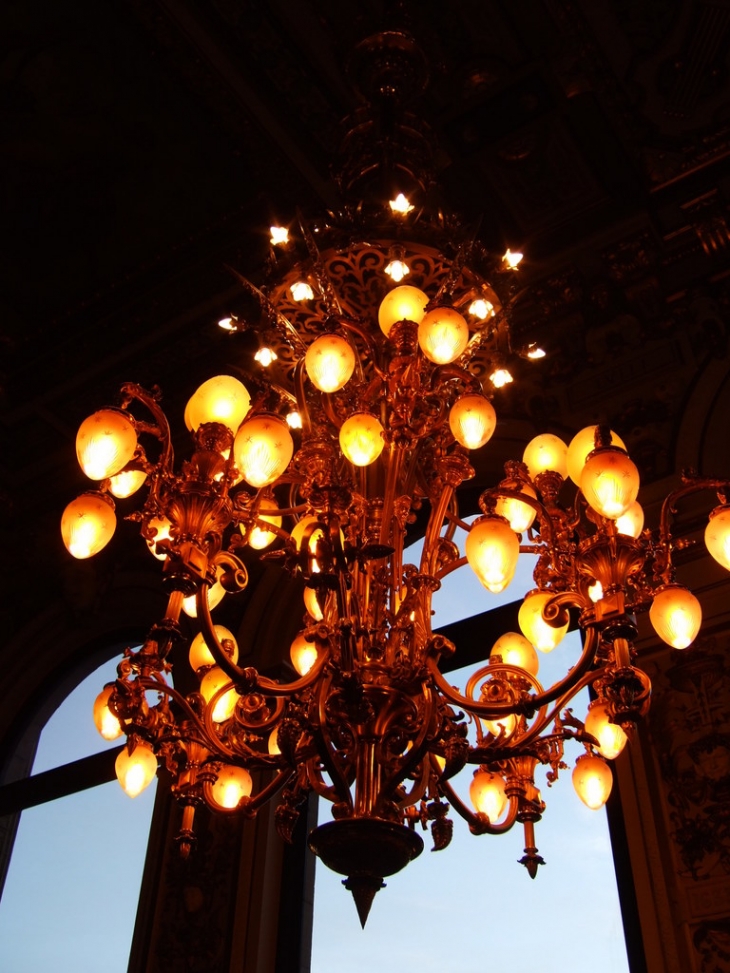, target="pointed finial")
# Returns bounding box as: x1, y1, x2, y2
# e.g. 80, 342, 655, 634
343, 875, 385, 927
